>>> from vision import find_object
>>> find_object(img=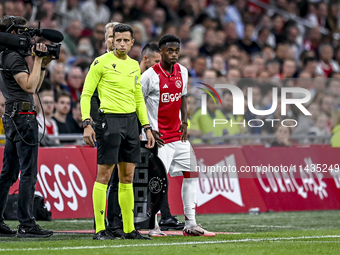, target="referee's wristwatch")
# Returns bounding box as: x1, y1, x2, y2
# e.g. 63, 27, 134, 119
82, 119, 92, 128
144, 126, 152, 133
